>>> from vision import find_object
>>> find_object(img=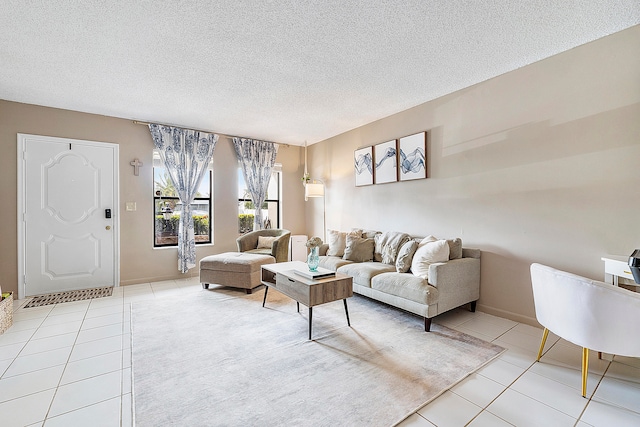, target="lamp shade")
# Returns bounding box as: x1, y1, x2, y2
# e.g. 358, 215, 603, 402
305, 182, 324, 198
